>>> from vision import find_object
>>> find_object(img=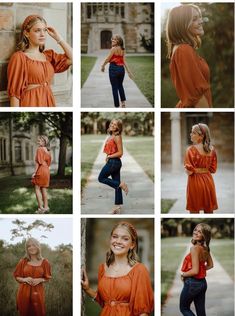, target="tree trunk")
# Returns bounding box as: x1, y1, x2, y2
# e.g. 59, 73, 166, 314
57, 135, 67, 177
81, 218, 87, 316
9, 115, 15, 176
